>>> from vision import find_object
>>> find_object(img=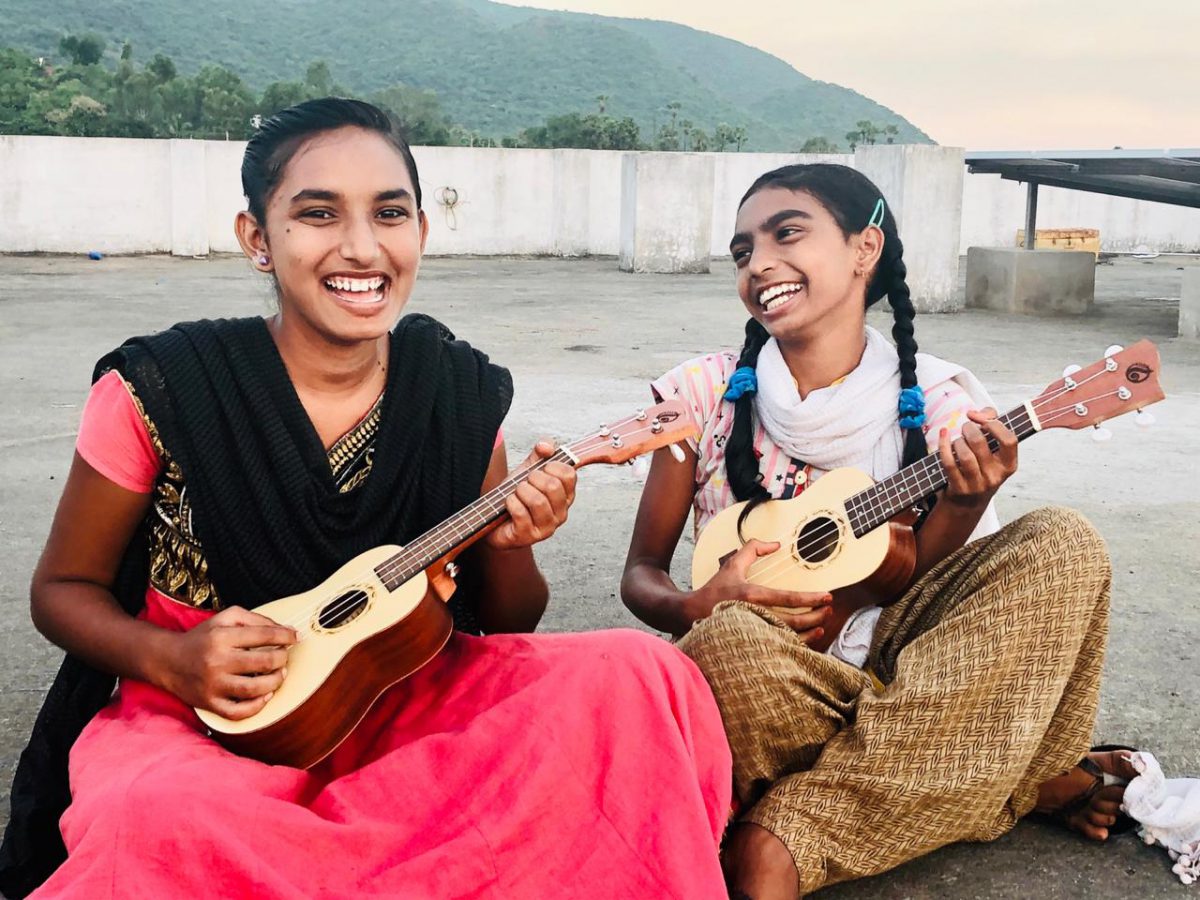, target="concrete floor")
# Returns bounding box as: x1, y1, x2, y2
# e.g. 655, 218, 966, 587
1, 253, 1197, 898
